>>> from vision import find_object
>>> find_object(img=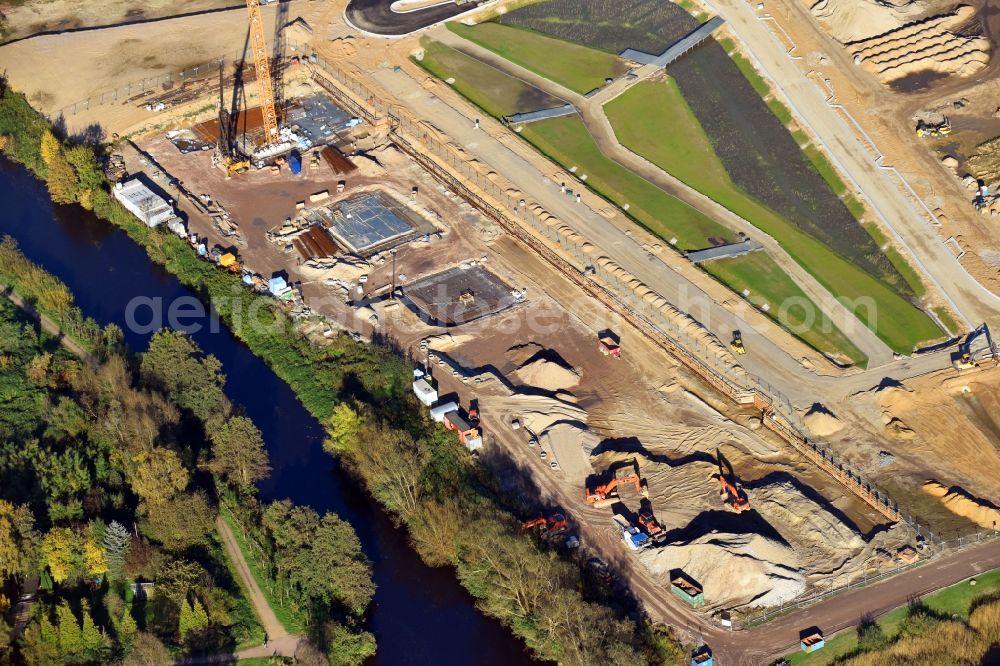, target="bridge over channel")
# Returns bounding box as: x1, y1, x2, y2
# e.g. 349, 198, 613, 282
620, 16, 726, 68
